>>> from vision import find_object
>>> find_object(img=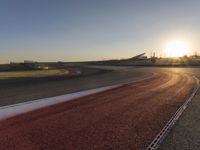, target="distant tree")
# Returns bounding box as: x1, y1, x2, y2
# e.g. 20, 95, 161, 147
150, 52, 156, 64
151, 57, 156, 64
